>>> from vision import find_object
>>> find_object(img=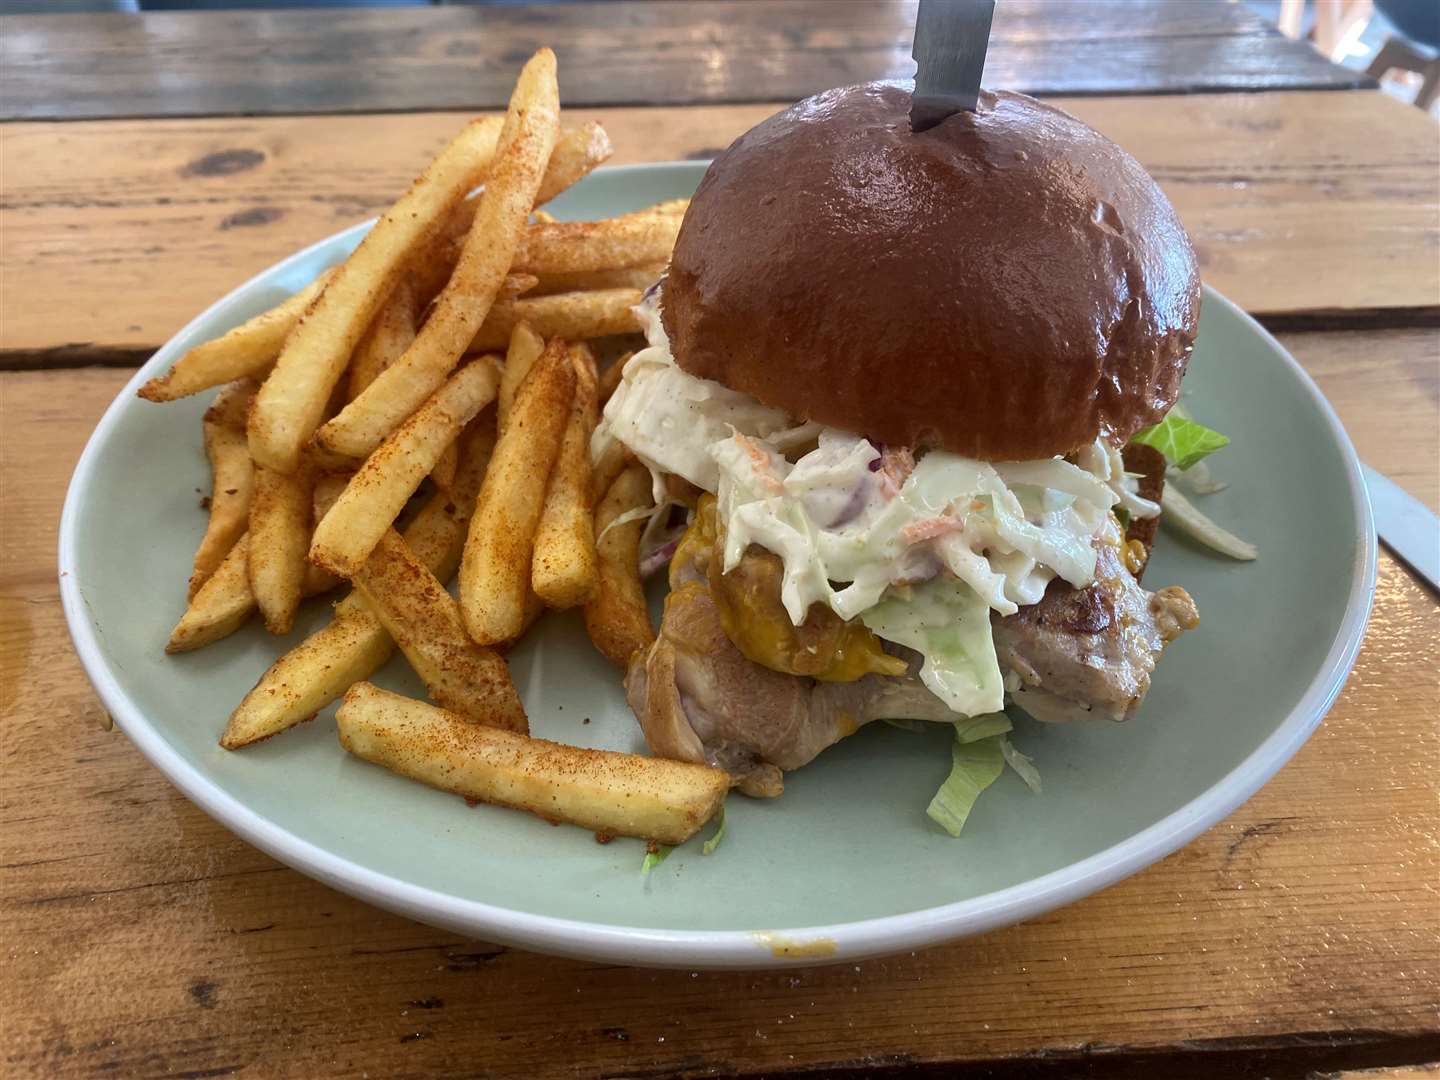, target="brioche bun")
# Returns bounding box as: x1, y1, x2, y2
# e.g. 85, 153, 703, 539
661, 83, 1201, 460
